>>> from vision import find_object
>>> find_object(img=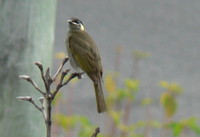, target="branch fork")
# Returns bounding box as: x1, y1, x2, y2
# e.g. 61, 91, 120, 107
17, 56, 84, 137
